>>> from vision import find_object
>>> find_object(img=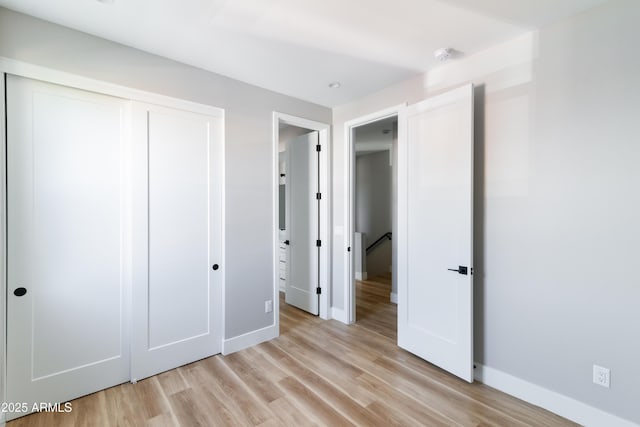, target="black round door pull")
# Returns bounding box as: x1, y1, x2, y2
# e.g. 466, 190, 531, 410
14, 287, 27, 297
212, 264, 219, 271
